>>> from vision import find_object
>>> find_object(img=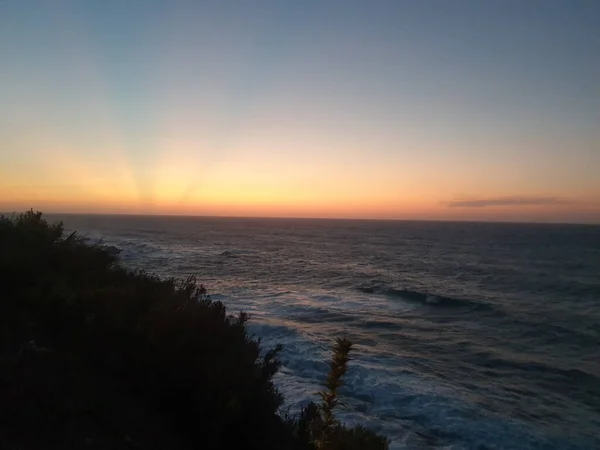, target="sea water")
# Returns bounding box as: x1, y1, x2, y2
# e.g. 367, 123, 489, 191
53, 215, 600, 449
